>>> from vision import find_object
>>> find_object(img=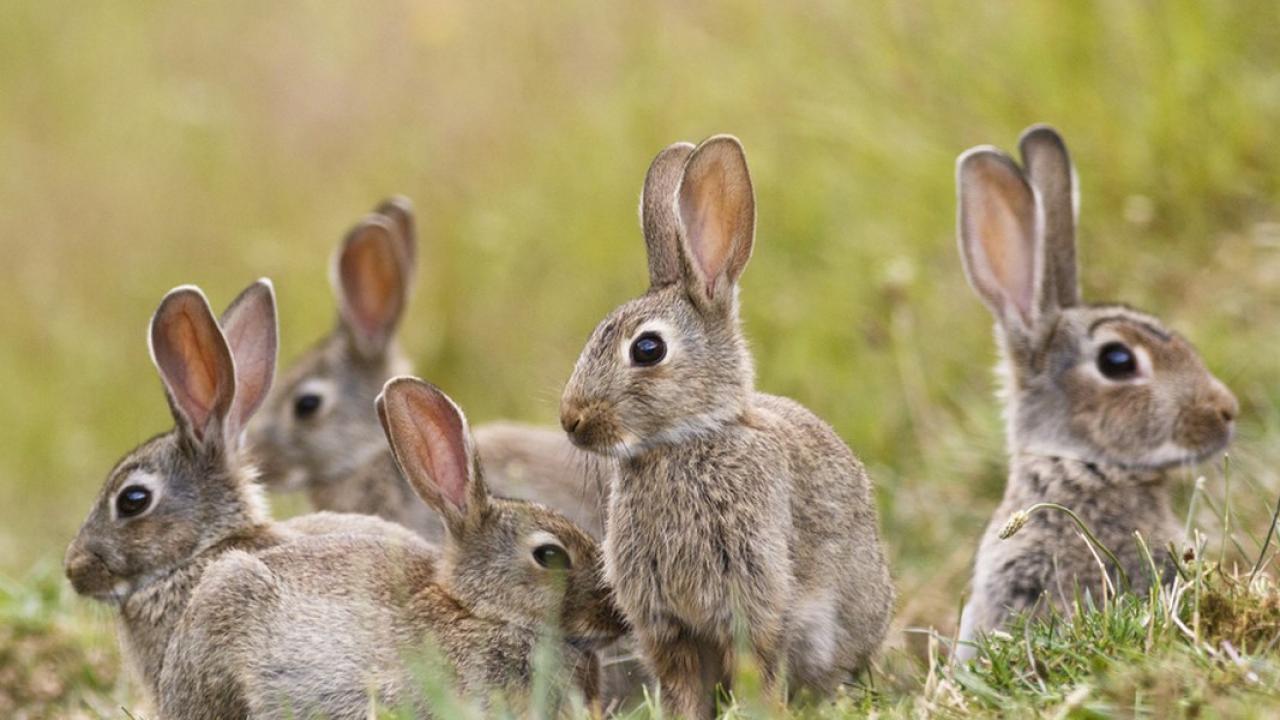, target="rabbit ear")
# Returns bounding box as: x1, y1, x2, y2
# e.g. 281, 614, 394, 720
1019, 125, 1080, 310
374, 195, 418, 280
149, 286, 236, 450
377, 377, 488, 536
956, 147, 1045, 333
332, 215, 408, 359
641, 142, 696, 288
675, 135, 756, 308
219, 279, 278, 442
